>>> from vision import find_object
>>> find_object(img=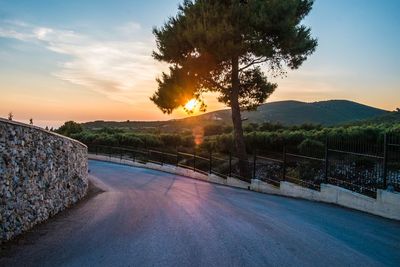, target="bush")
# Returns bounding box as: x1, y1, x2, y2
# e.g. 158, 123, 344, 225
204, 124, 232, 136
160, 134, 182, 148
297, 139, 325, 157
57, 121, 83, 136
